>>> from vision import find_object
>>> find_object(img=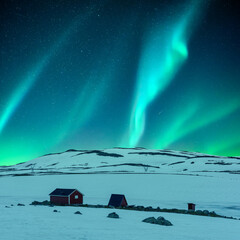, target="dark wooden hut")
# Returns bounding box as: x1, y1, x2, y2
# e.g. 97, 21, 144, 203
108, 194, 128, 207
188, 203, 196, 211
